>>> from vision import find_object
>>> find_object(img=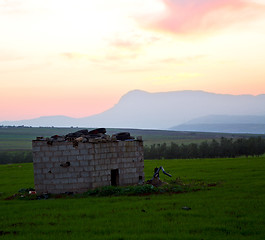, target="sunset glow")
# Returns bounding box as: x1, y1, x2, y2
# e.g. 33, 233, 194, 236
1, 0, 265, 121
